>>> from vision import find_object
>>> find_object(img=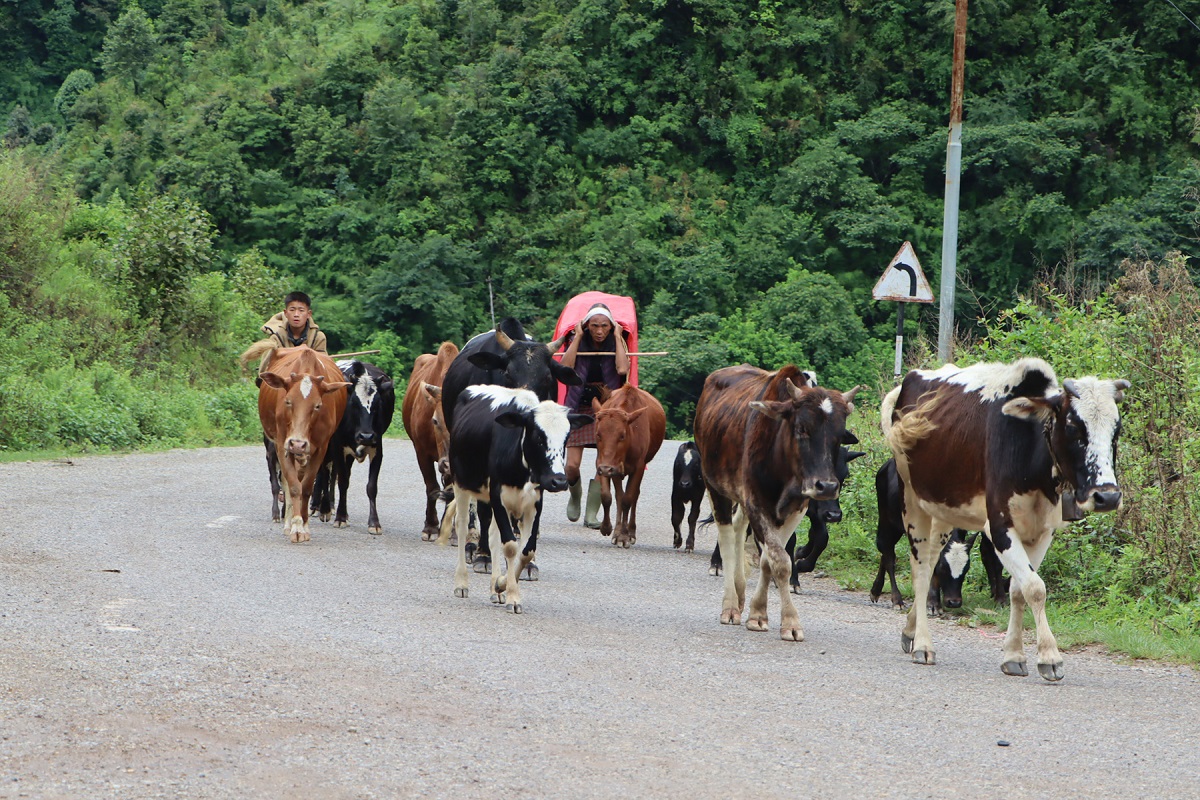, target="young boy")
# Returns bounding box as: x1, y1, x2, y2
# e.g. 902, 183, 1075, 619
261, 291, 328, 352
